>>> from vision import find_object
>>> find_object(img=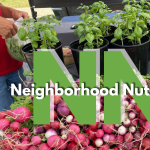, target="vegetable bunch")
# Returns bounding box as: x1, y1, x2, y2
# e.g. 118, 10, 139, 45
0, 75, 150, 150
111, 0, 150, 45
17, 15, 61, 51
